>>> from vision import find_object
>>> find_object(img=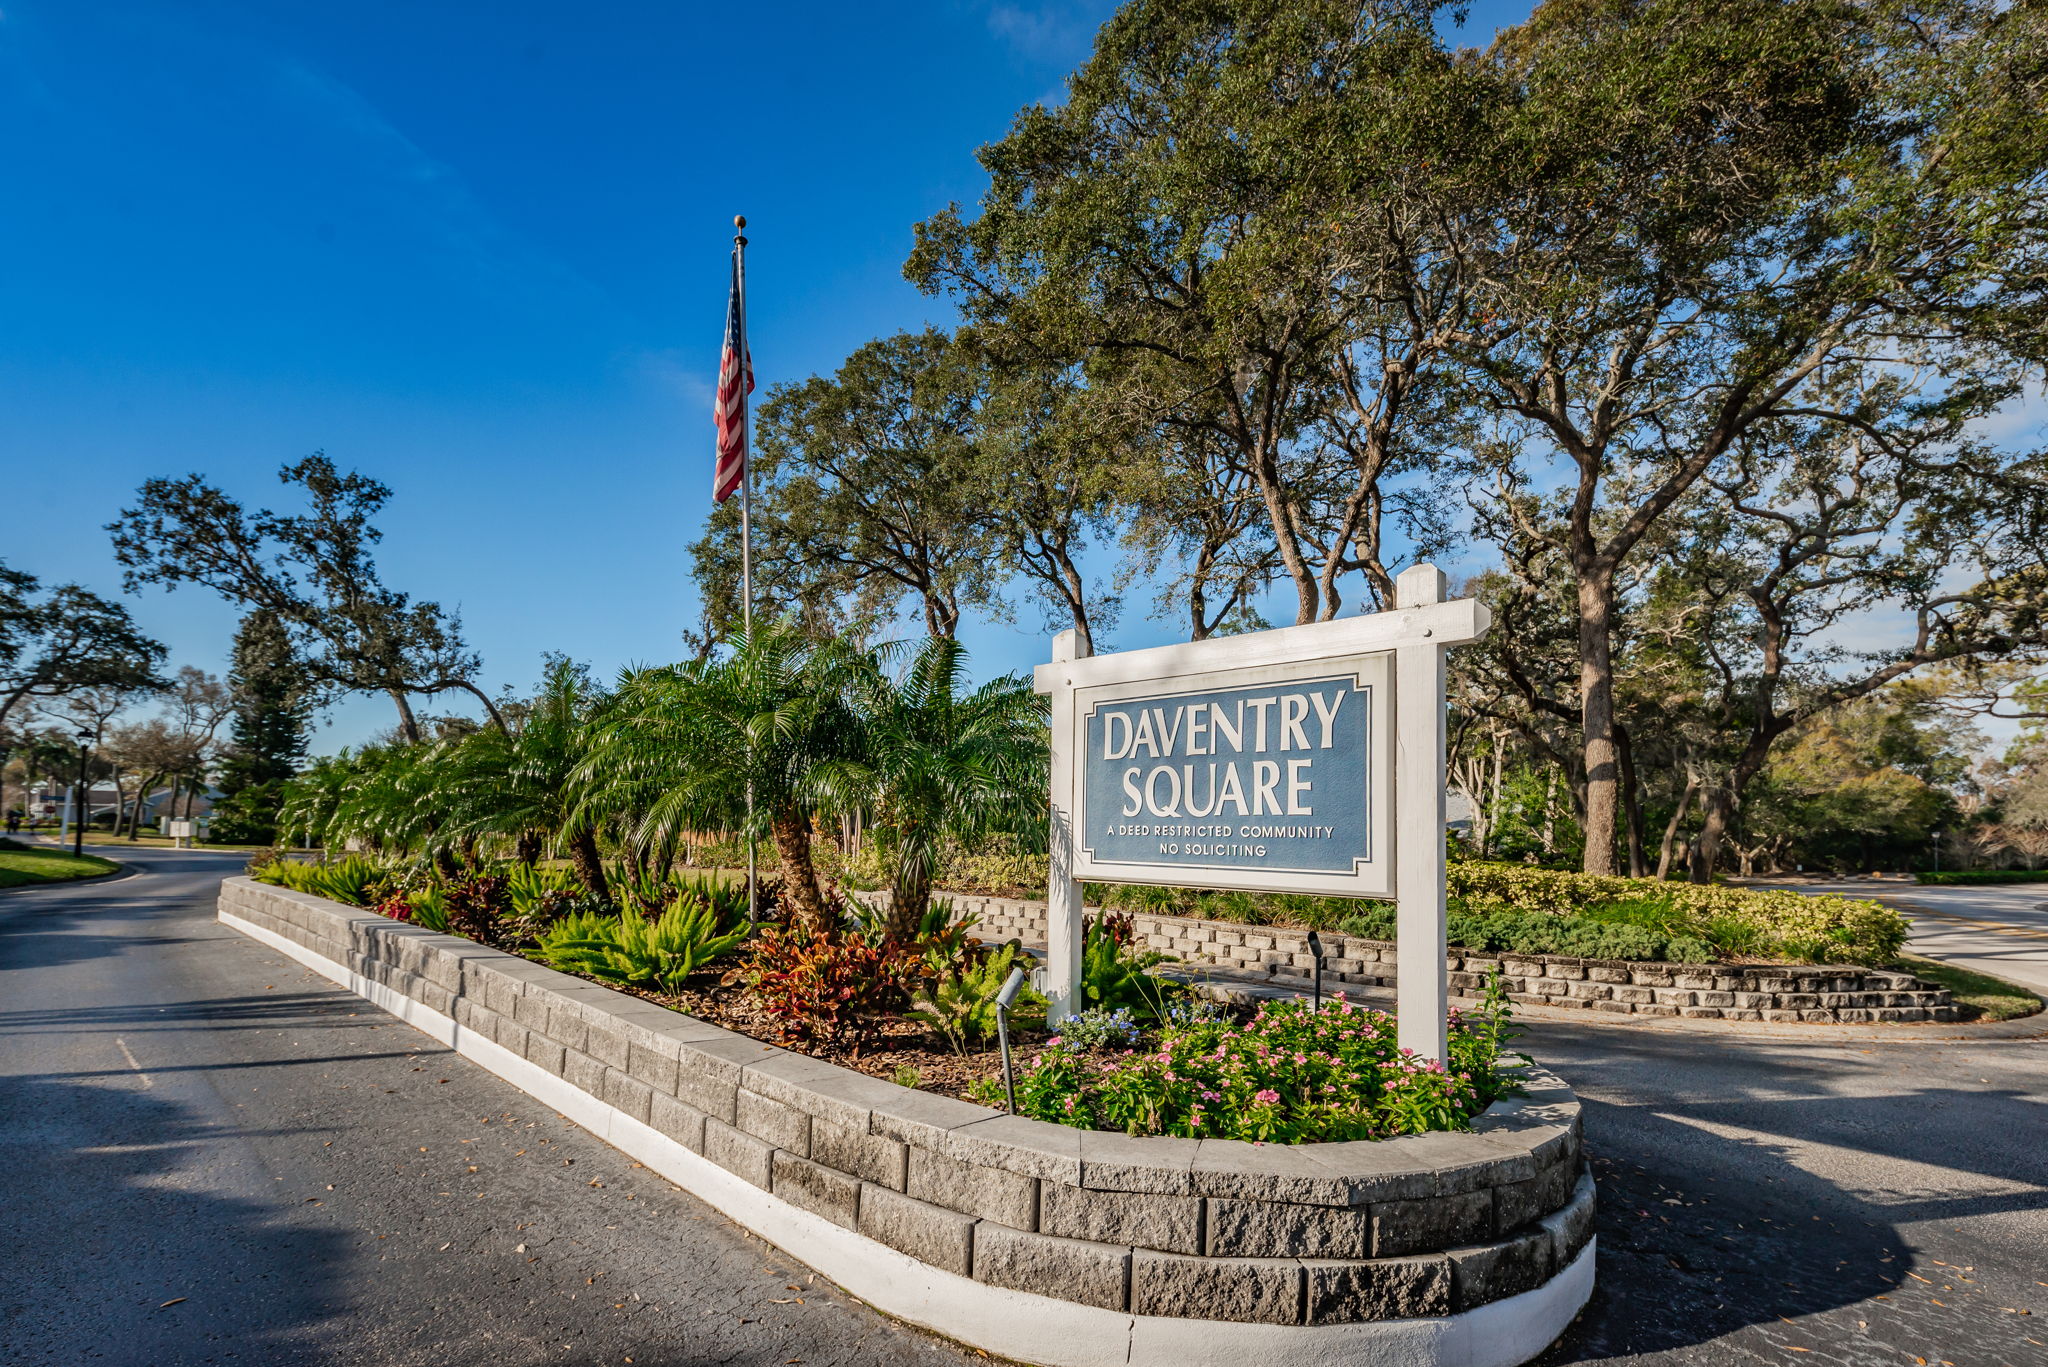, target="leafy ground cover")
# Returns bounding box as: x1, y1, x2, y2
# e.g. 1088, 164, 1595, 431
999, 983, 1522, 1142
0, 841, 120, 888
1890, 954, 2042, 1022
249, 854, 1524, 1139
